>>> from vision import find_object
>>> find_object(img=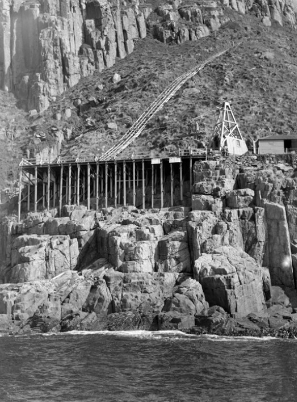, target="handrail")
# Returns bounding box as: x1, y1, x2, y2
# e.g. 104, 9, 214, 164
19, 147, 207, 167
98, 45, 234, 161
